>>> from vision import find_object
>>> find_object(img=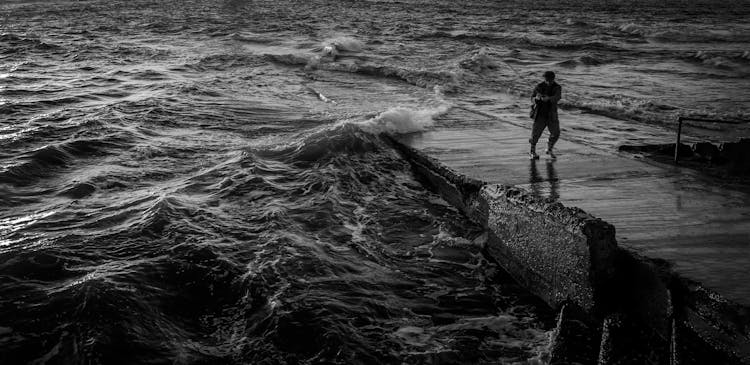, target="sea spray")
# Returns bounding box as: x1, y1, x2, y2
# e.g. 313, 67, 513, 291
315, 36, 366, 60
357, 87, 451, 134
357, 104, 450, 134
321, 36, 365, 53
